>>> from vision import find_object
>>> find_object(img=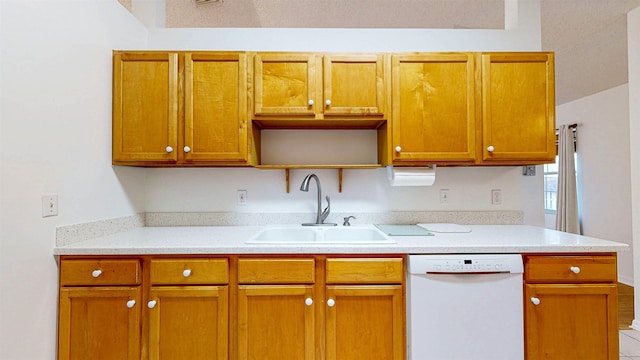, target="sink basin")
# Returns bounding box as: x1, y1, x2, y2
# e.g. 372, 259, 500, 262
246, 226, 317, 243
246, 225, 395, 244
321, 227, 394, 243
